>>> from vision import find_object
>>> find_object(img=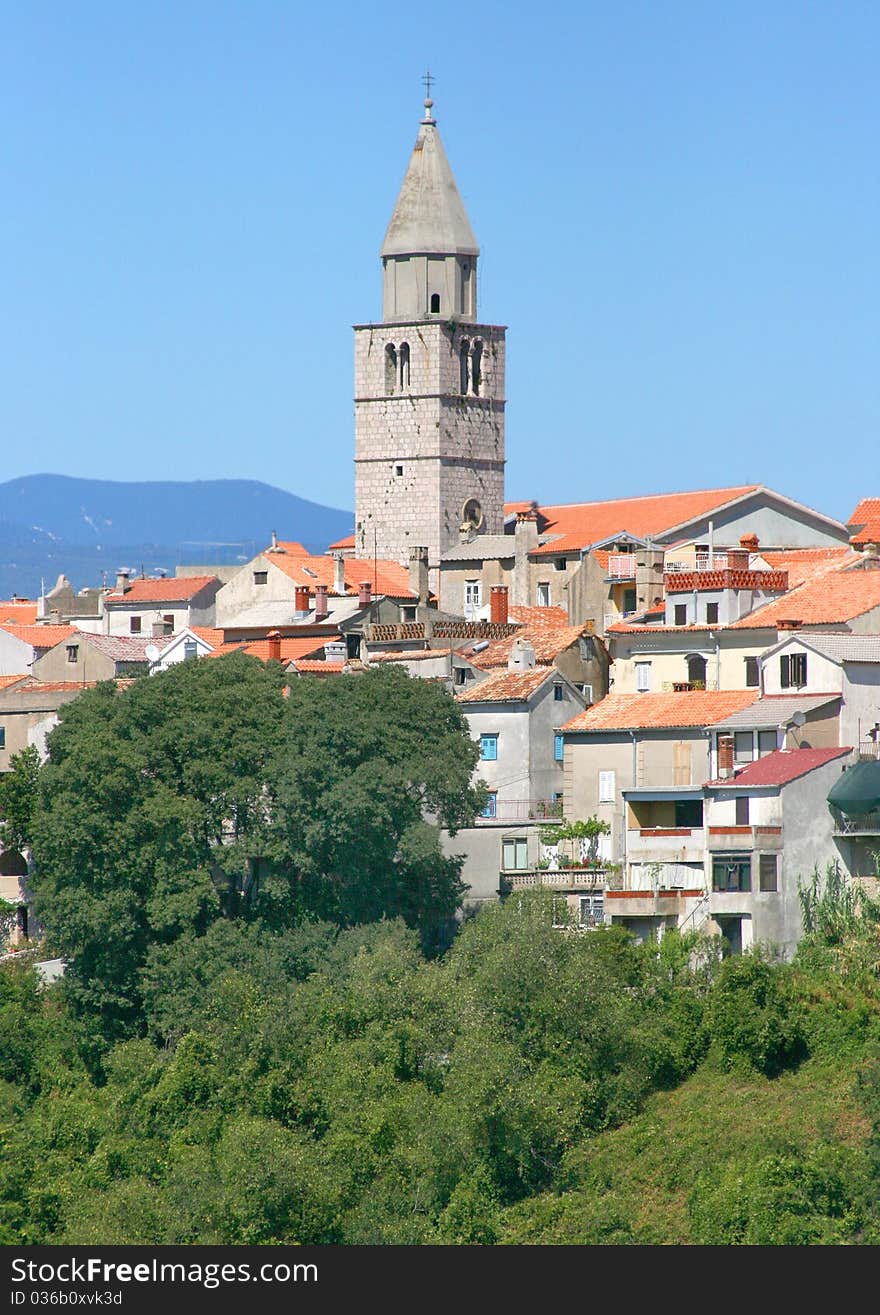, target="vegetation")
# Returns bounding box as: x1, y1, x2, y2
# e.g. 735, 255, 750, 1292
4, 663, 880, 1244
